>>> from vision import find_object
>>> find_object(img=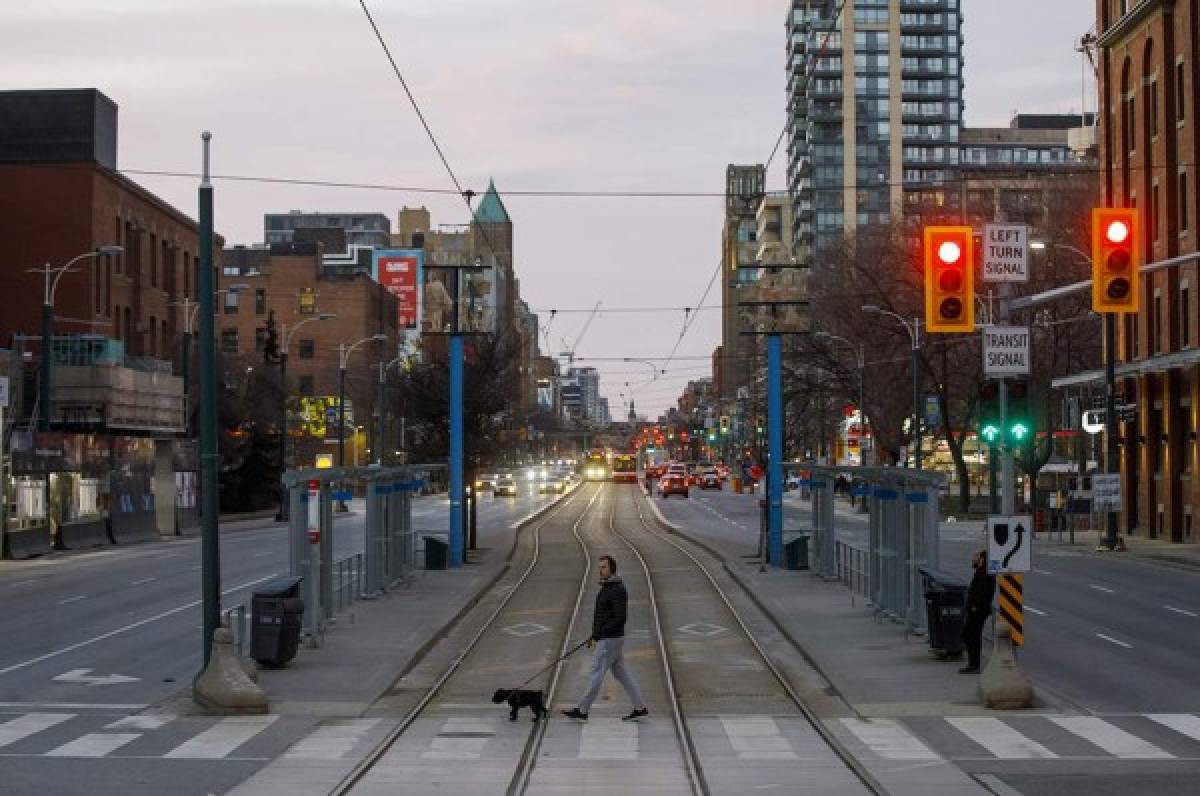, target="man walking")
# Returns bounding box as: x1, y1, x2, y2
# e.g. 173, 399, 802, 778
960, 549, 996, 674
562, 555, 649, 721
